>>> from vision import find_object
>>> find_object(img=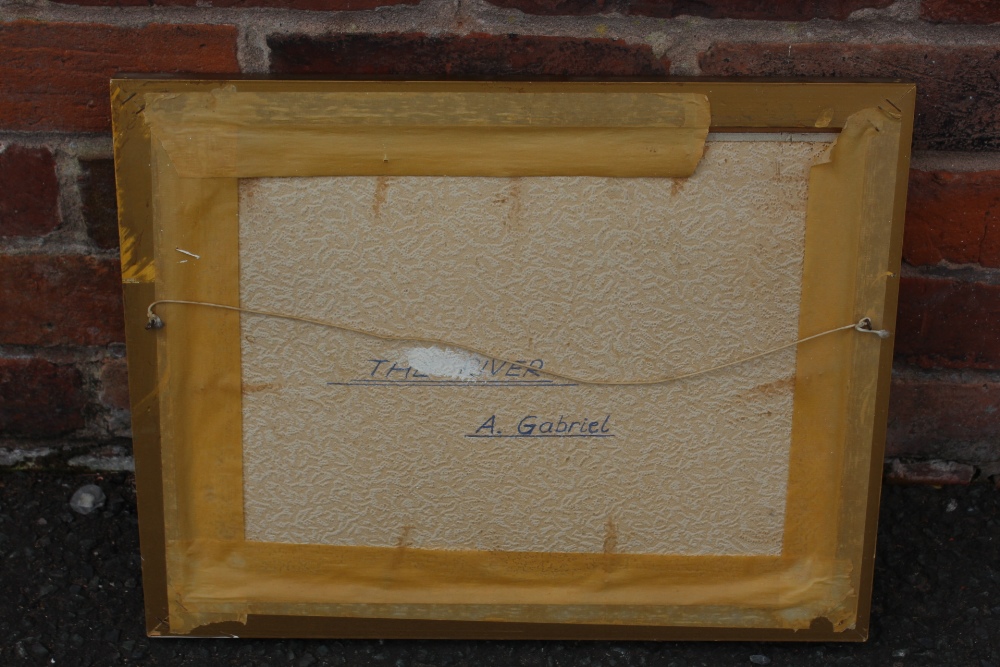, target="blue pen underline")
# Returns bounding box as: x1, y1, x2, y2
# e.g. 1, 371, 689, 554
464, 434, 615, 438
328, 380, 578, 387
